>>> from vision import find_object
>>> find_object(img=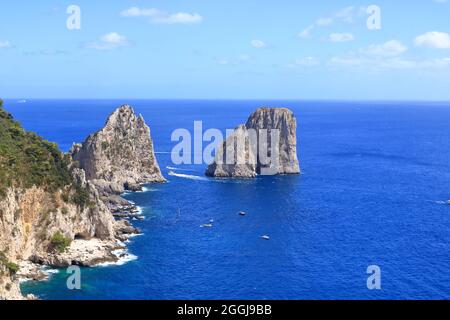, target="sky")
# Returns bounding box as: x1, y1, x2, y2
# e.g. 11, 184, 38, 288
0, 0, 450, 100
